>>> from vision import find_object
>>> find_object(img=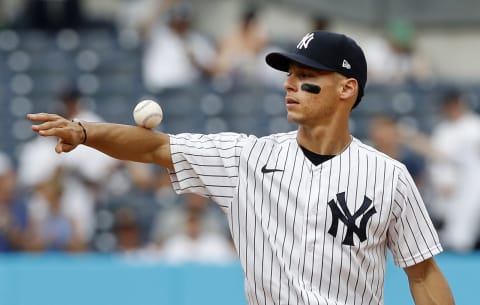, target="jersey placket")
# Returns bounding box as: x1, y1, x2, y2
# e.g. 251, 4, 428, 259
299, 163, 323, 294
